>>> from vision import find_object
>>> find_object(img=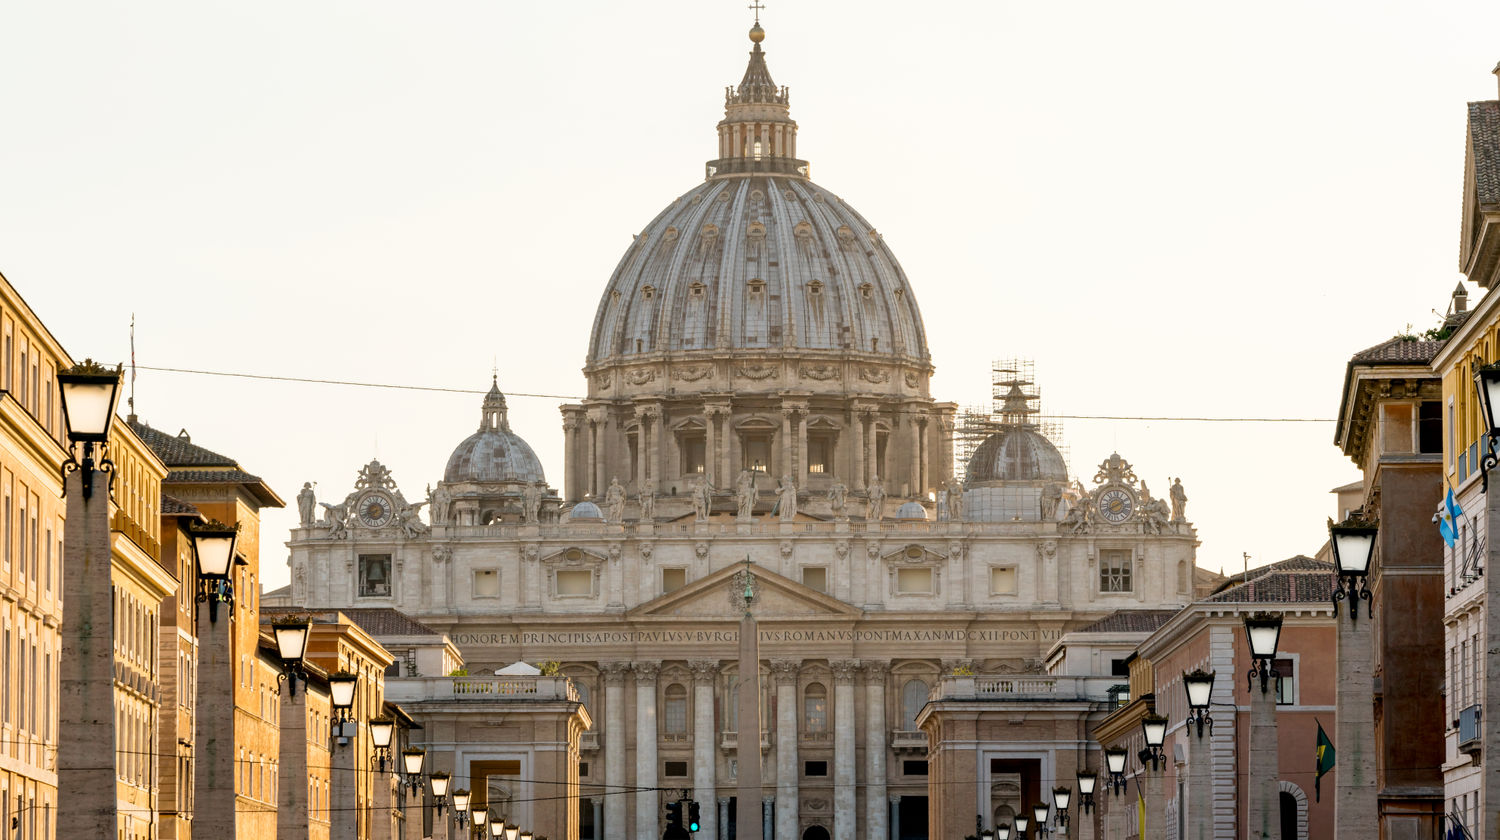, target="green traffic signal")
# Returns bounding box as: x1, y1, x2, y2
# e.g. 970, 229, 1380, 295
688, 801, 701, 833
